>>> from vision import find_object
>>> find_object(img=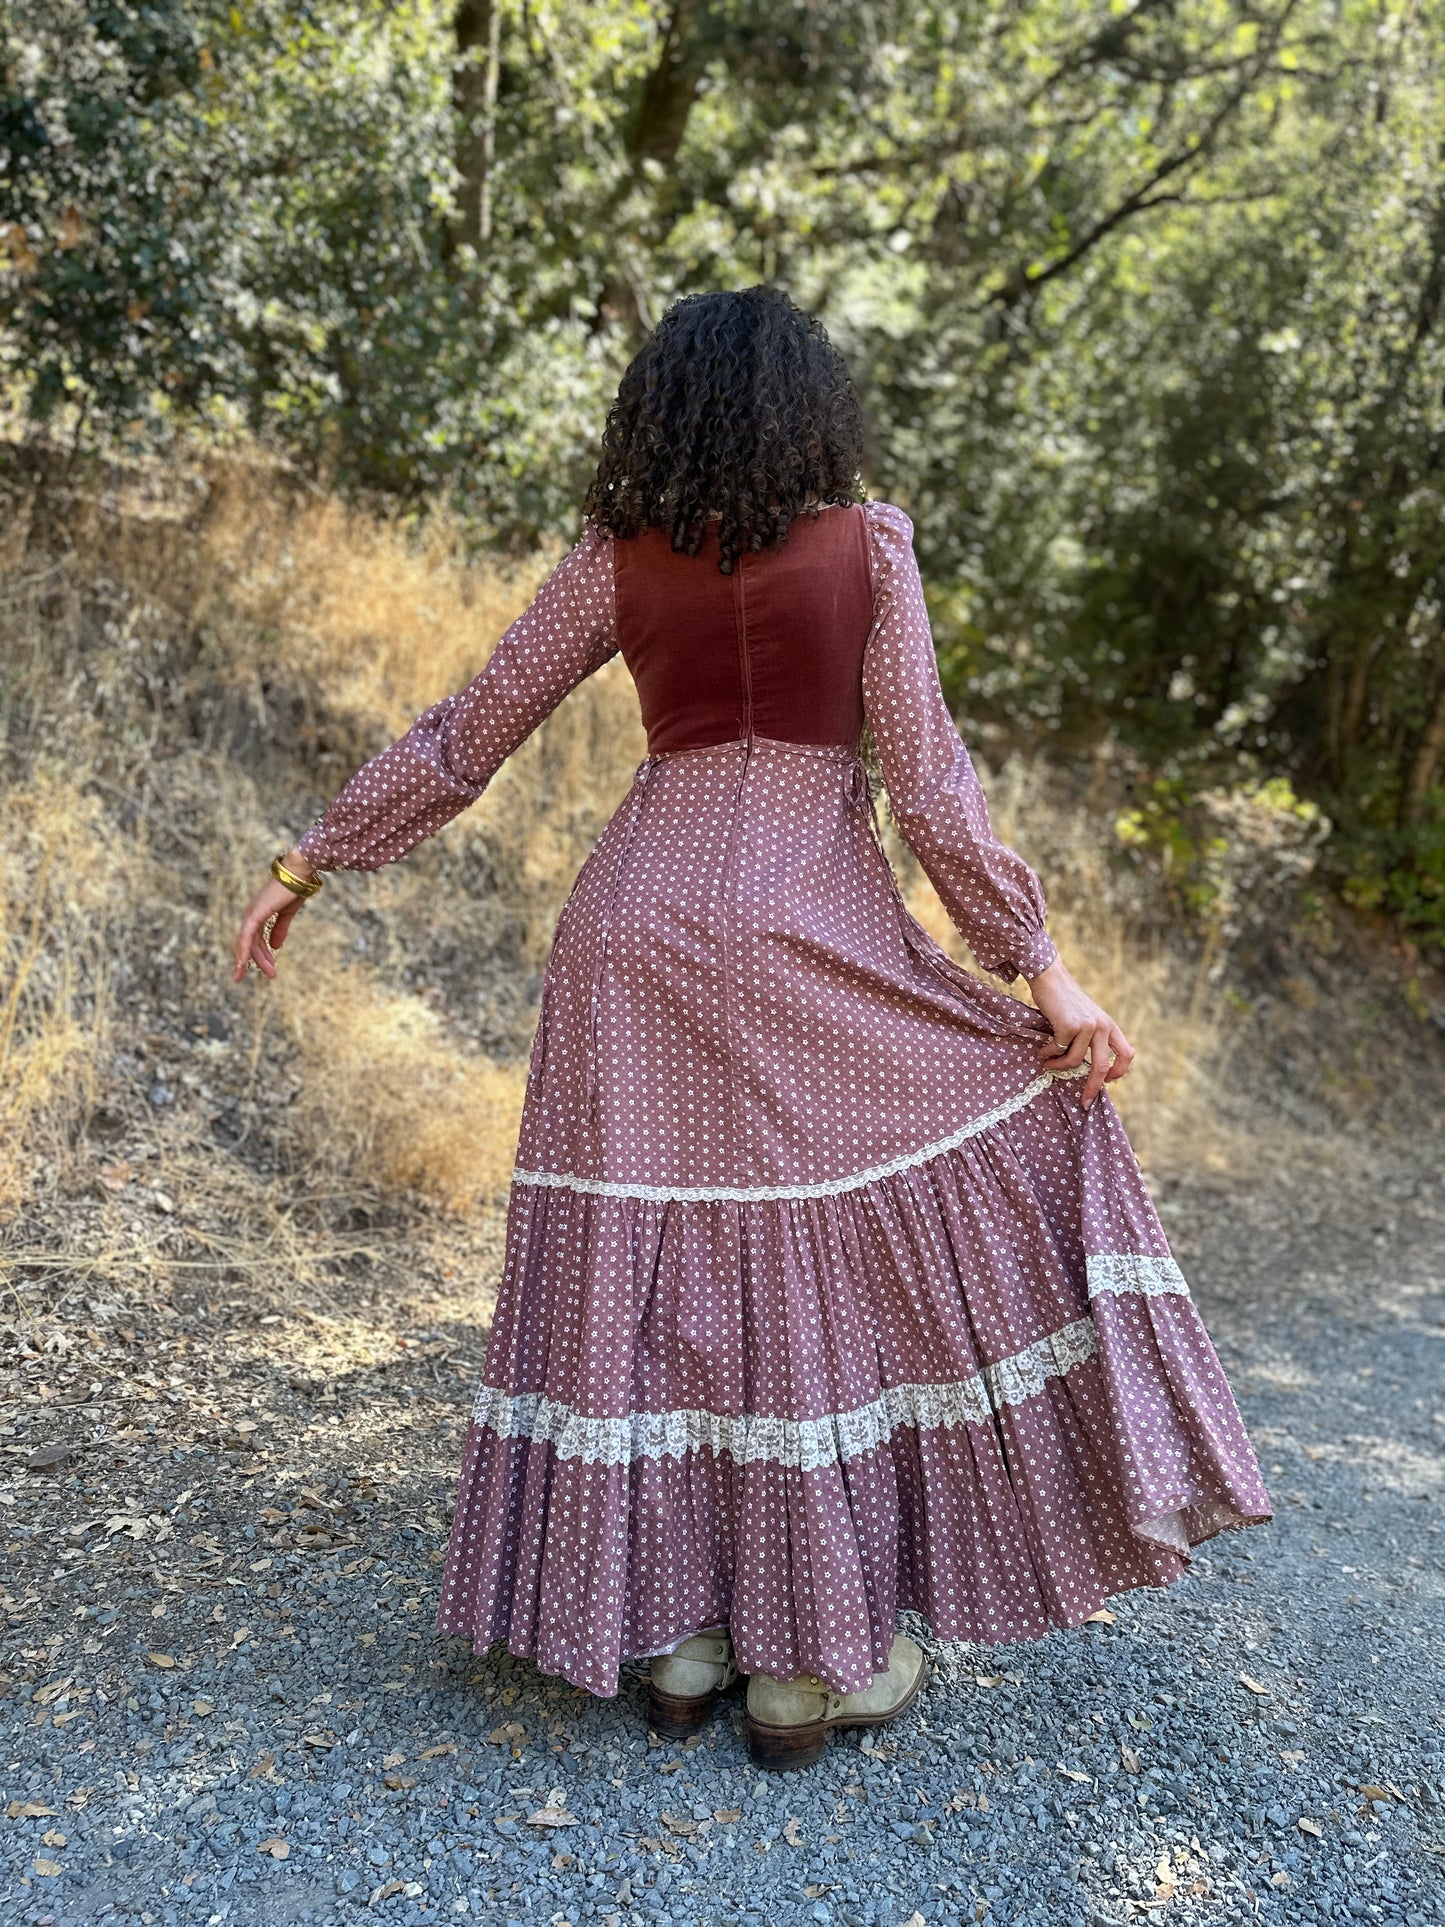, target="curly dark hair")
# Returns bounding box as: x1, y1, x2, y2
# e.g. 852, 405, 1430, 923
584, 286, 866, 574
